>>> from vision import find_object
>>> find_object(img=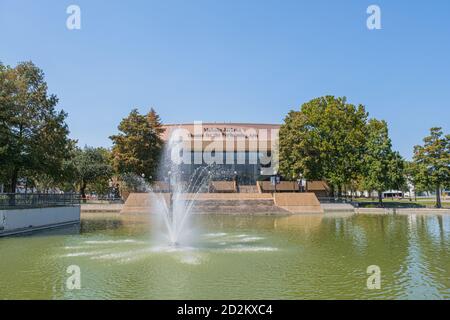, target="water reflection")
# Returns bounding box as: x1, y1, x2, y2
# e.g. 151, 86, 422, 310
0, 212, 448, 299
